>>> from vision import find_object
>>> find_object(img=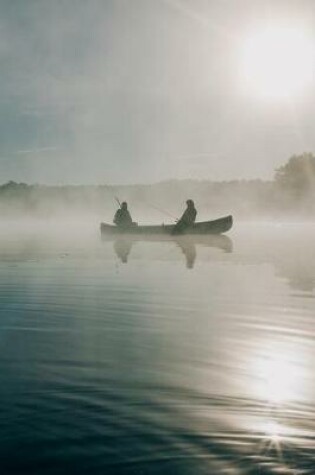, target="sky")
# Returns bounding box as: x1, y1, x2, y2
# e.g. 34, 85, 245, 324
1, 0, 315, 184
